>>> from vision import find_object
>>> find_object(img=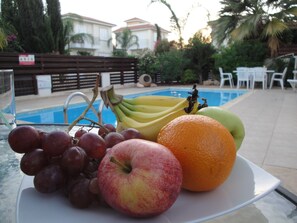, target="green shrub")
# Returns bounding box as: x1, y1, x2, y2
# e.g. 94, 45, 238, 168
184, 34, 216, 83
137, 50, 157, 75
154, 39, 174, 55
154, 49, 190, 84
113, 49, 128, 57
213, 40, 269, 81
181, 69, 197, 84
